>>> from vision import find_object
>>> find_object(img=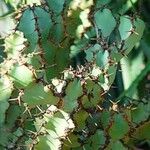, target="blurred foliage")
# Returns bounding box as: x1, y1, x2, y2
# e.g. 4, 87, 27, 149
0, 0, 150, 149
